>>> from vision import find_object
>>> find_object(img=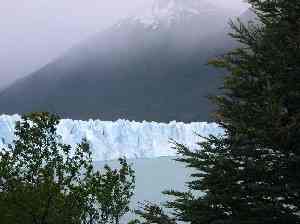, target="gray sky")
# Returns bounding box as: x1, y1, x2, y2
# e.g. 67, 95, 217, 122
0, 0, 248, 89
